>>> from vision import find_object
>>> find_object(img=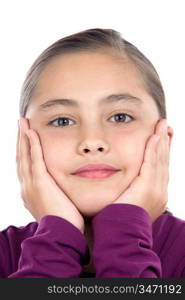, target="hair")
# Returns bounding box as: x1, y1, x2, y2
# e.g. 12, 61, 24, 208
19, 27, 172, 215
